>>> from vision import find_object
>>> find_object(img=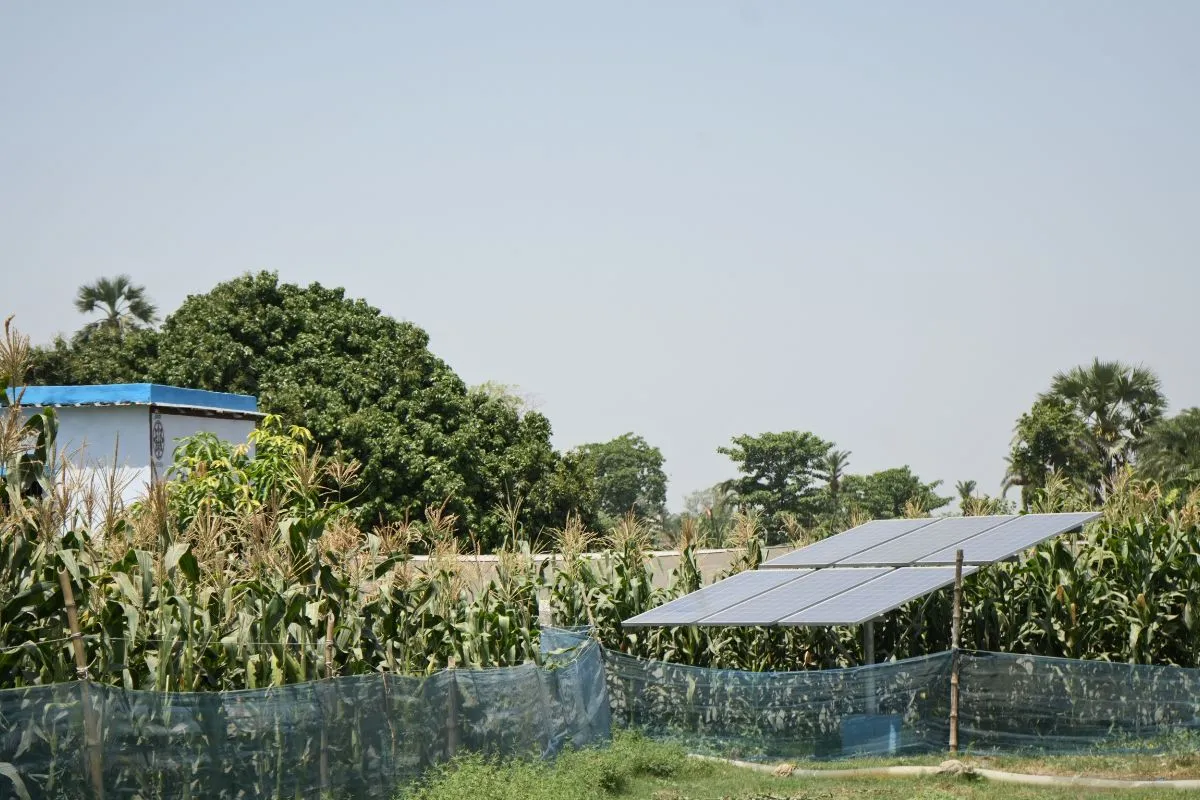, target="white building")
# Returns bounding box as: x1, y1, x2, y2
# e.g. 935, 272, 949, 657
12, 383, 262, 510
